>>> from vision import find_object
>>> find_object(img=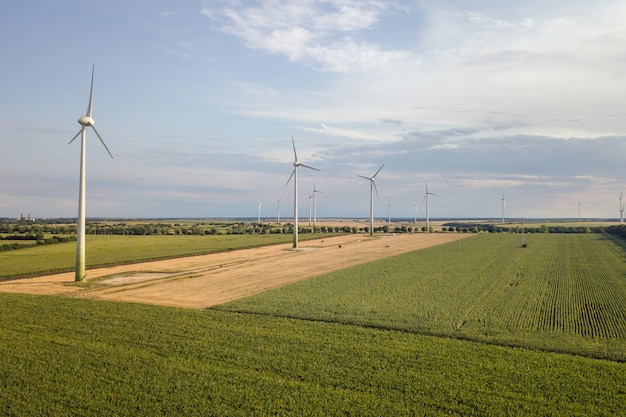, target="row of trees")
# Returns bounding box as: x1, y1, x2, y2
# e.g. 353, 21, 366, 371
441, 222, 615, 235
606, 225, 626, 239
3, 218, 625, 238
1, 219, 426, 236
